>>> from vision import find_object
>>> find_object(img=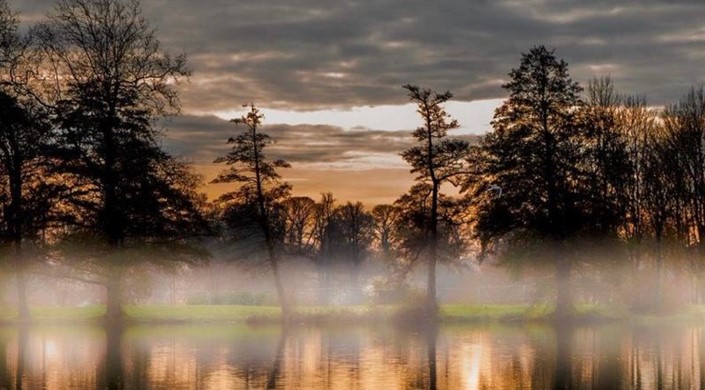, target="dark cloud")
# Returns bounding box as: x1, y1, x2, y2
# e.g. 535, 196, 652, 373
160, 114, 480, 169
12, 0, 705, 110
